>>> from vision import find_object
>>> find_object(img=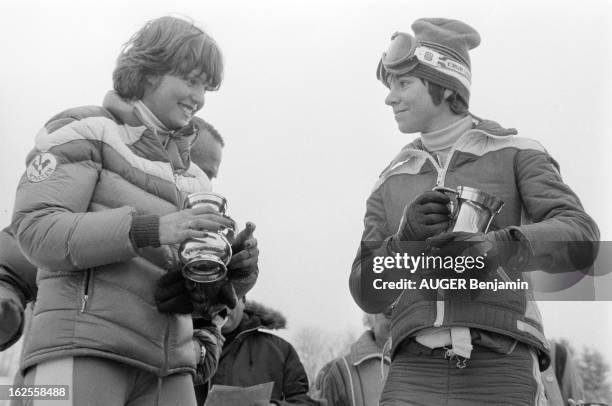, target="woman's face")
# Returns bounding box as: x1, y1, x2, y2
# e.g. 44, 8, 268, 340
142, 71, 207, 130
